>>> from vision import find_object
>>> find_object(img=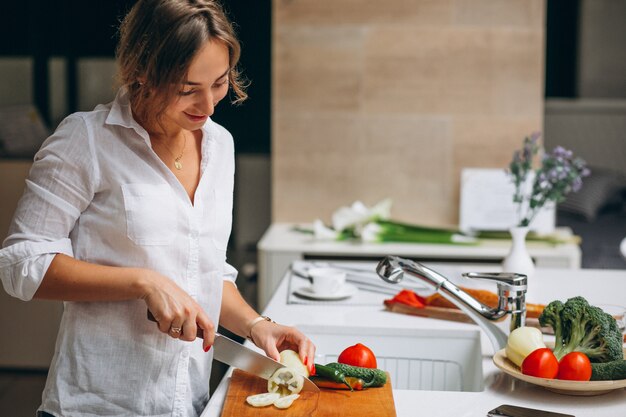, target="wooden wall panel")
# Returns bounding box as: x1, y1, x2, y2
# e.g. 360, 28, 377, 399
272, 0, 545, 226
